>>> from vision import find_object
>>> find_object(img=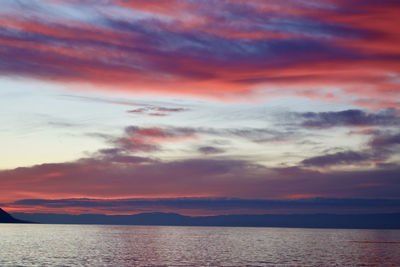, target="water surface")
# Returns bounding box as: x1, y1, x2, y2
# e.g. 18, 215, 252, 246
1, 224, 399, 266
